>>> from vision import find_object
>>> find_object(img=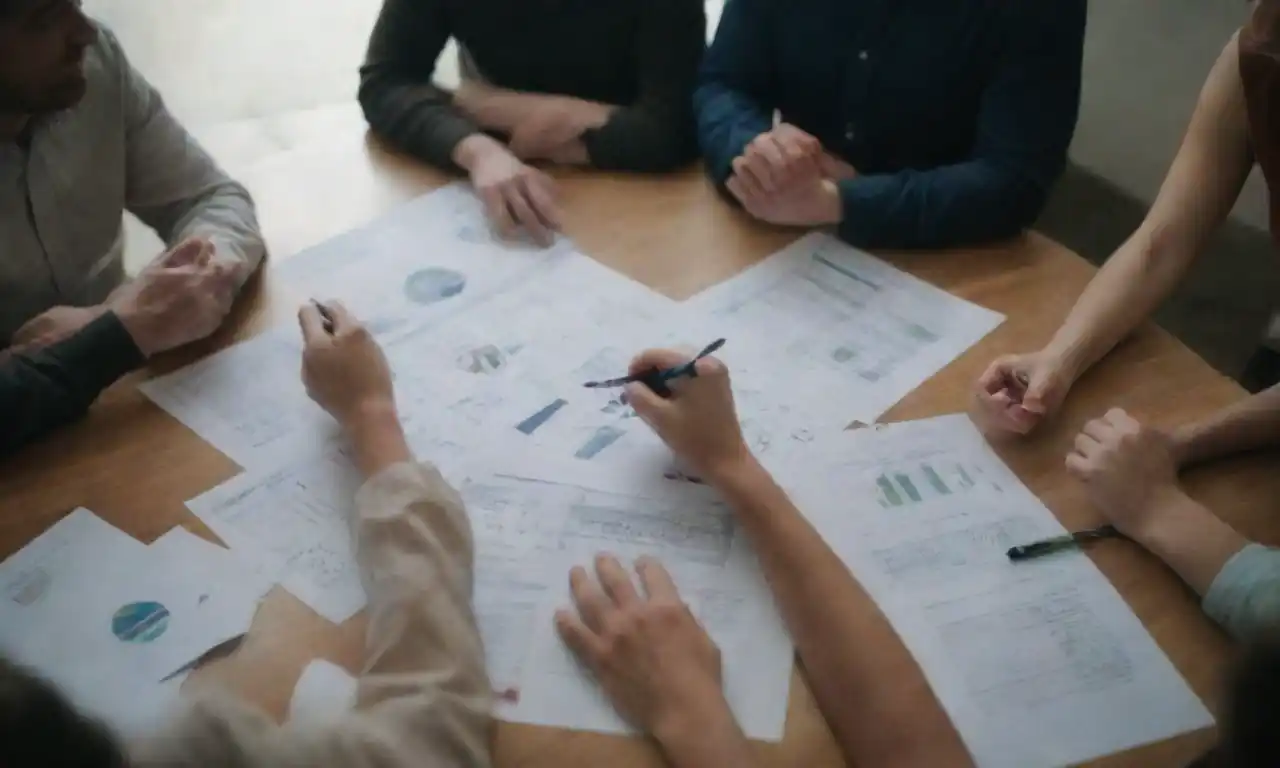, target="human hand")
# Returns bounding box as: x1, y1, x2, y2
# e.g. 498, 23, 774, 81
9, 304, 108, 351
972, 351, 1075, 436
298, 301, 396, 428
819, 151, 858, 182
108, 238, 240, 356
555, 555, 732, 741
461, 137, 562, 246
623, 349, 750, 480
732, 124, 823, 196
509, 96, 609, 162
1066, 408, 1184, 538
727, 173, 843, 228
